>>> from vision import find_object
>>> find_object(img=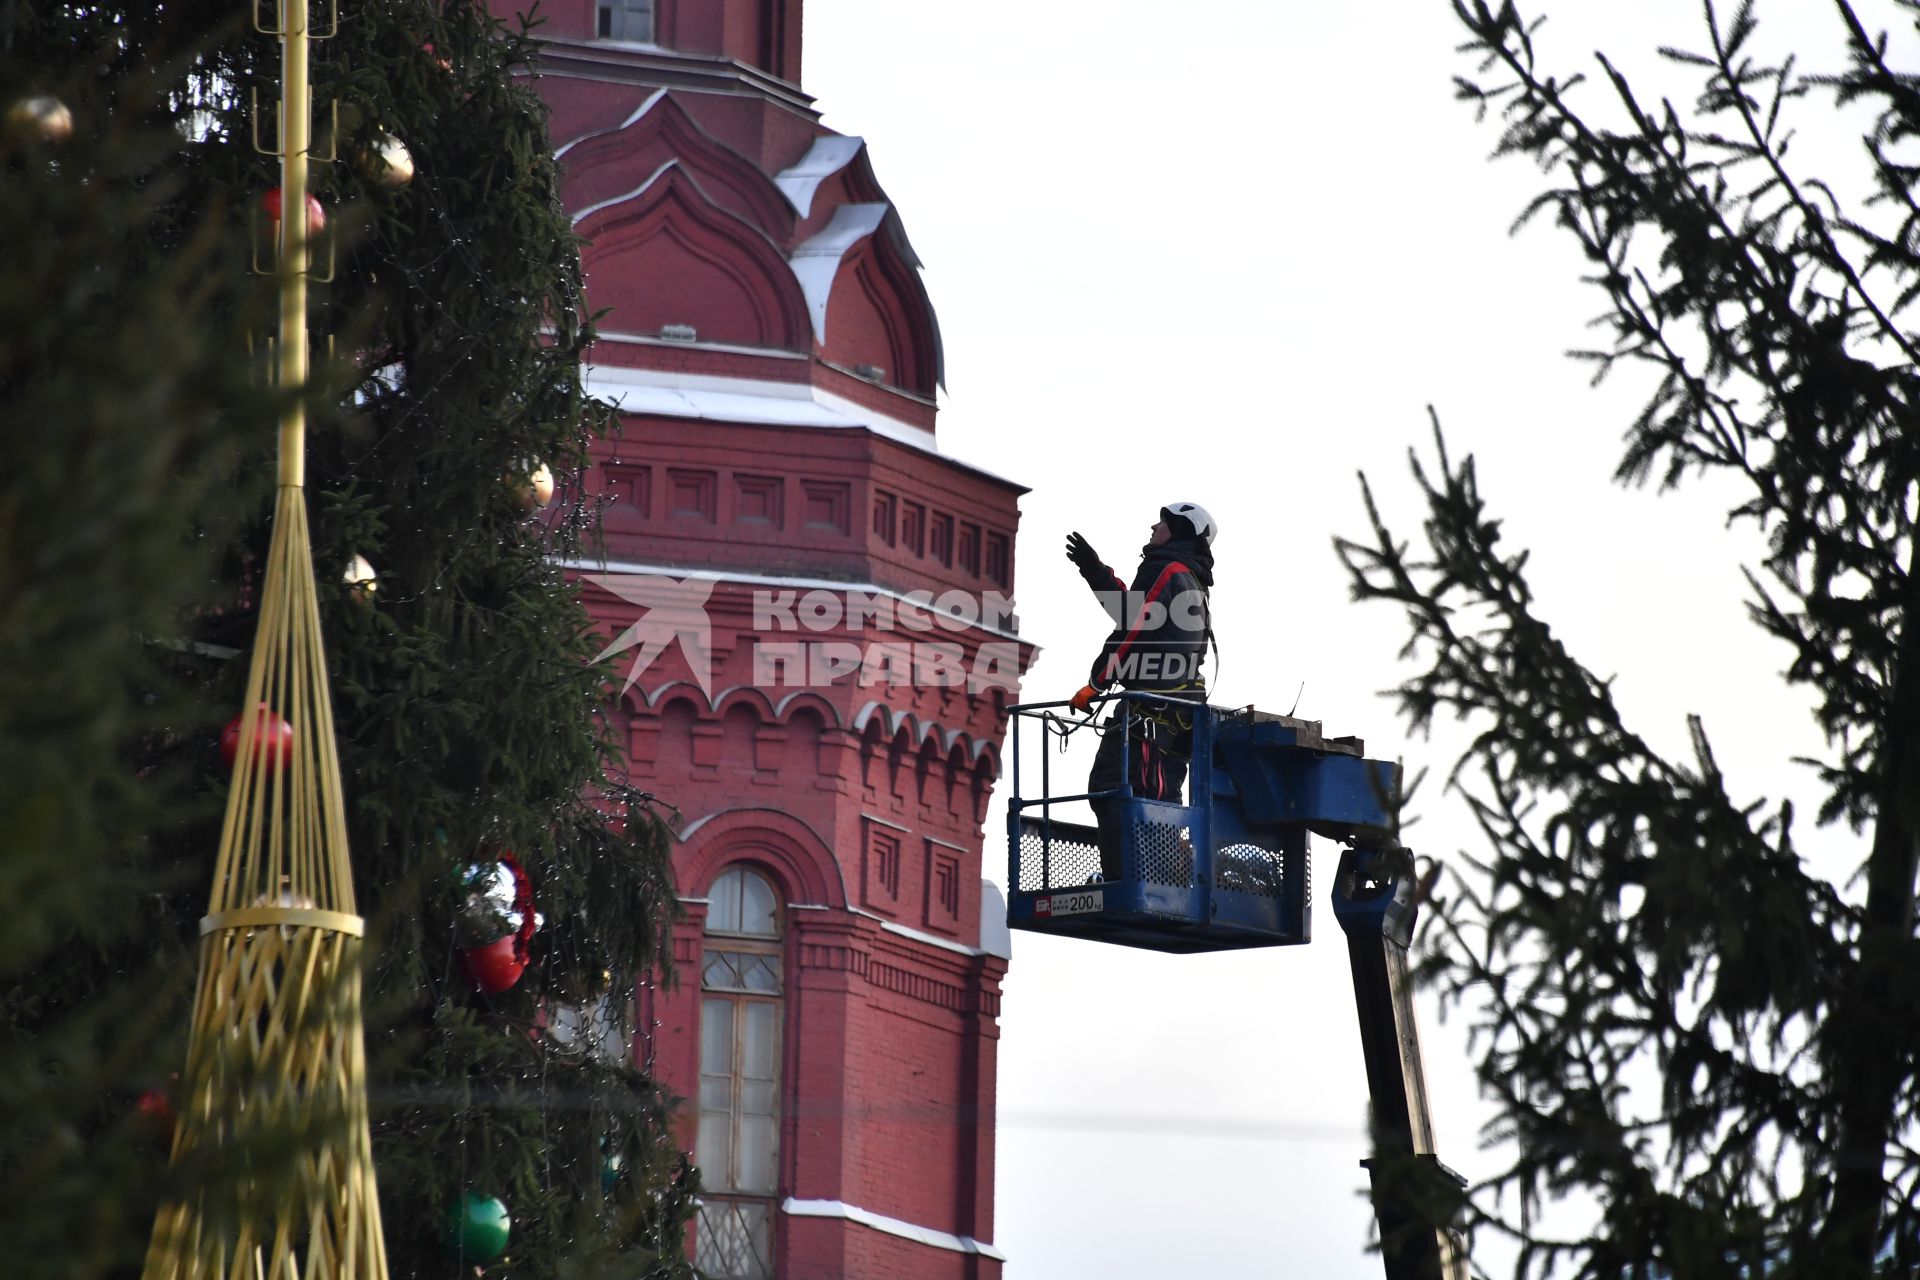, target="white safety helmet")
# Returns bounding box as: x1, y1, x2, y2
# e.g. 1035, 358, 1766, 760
1160, 501, 1218, 545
